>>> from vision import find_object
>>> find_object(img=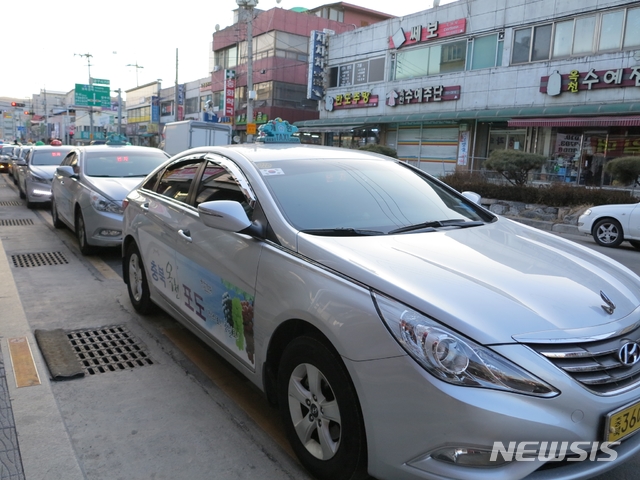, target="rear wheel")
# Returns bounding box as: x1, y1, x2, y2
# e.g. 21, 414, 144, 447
593, 218, 624, 248
51, 199, 64, 229
75, 210, 95, 255
125, 242, 155, 314
277, 336, 368, 480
